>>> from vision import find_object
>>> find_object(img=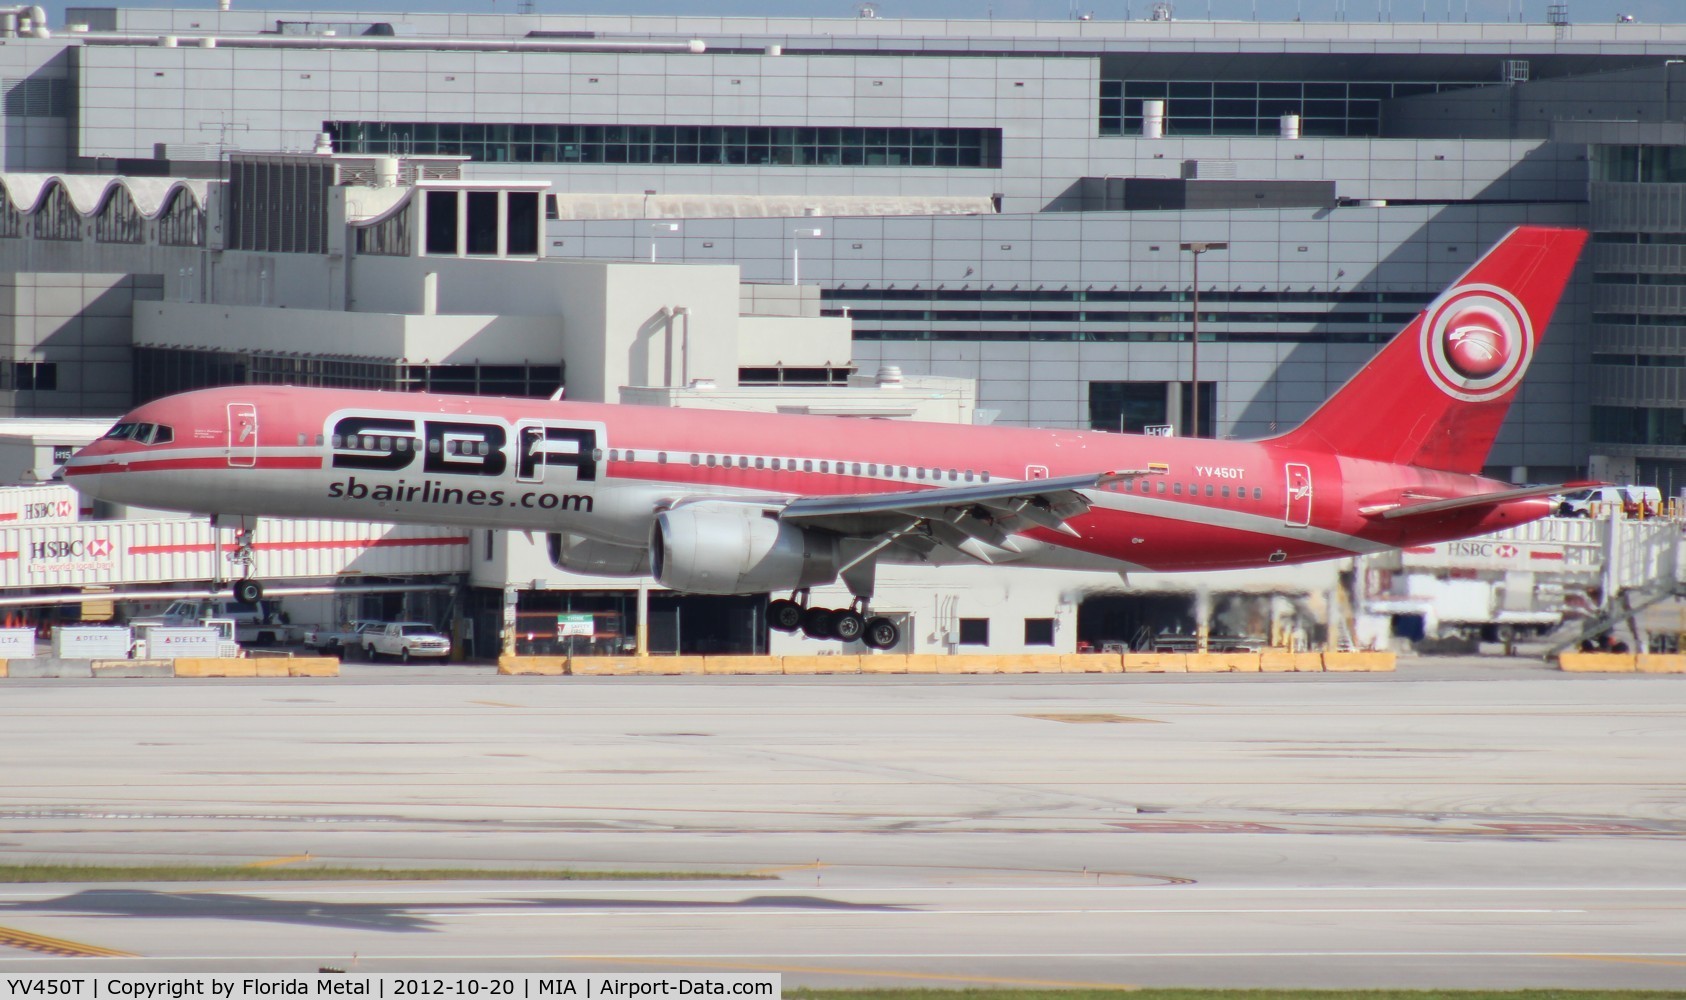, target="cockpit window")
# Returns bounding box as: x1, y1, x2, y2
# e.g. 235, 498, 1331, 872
102, 422, 174, 445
